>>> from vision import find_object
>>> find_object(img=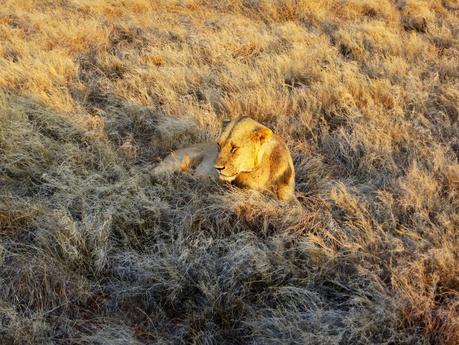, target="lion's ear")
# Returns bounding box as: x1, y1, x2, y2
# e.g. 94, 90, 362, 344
252, 127, 273, 143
